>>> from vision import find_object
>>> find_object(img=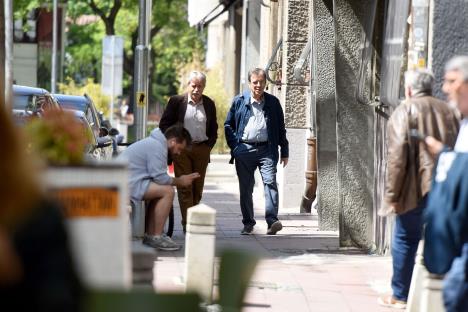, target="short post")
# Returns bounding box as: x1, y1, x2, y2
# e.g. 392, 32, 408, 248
184, 204, 216, 303
419, 272, 444, 312
407, 240, 426, 311
131, 201, 146, 238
